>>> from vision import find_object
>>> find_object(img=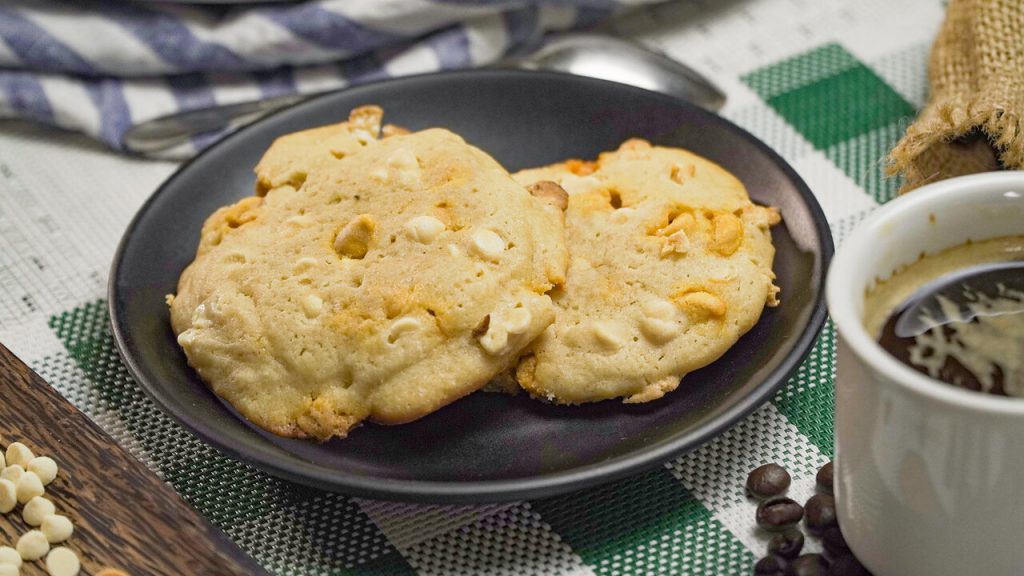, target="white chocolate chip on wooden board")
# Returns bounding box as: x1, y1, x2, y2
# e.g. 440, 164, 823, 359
27, 457, 57, 486
0, 564, 17, 576
46, 546, 80, 576
23, 495, 55, 526
5, 443, 33, 469
16, 530, 49, 561
0, 466, 23, 484
15, 471, 44, 504
0, 545, 21, 566
0, 478, 15, 513
41, 514, 74, 544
